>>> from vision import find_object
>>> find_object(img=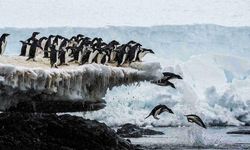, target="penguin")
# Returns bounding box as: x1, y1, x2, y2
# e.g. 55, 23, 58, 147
136, 48, 155, 62
185, 114, 207, 129
88, 47, 101, 64
38, 36, 48, 50
108, 40, 120, 62
24, 38, 43, 61
57, 48, 69, 66
150, 77, 176, 89
117, 44, 131, 66
0, 33, 10, 55
145, 104, 174, 120
79, 49, 91, 65
76, 34, 84, 41
50, 44, 60, 68
20, 32, 40, 56
127, 43, 142, 63
162, 72, 183, 80
43, 35, 55, 58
